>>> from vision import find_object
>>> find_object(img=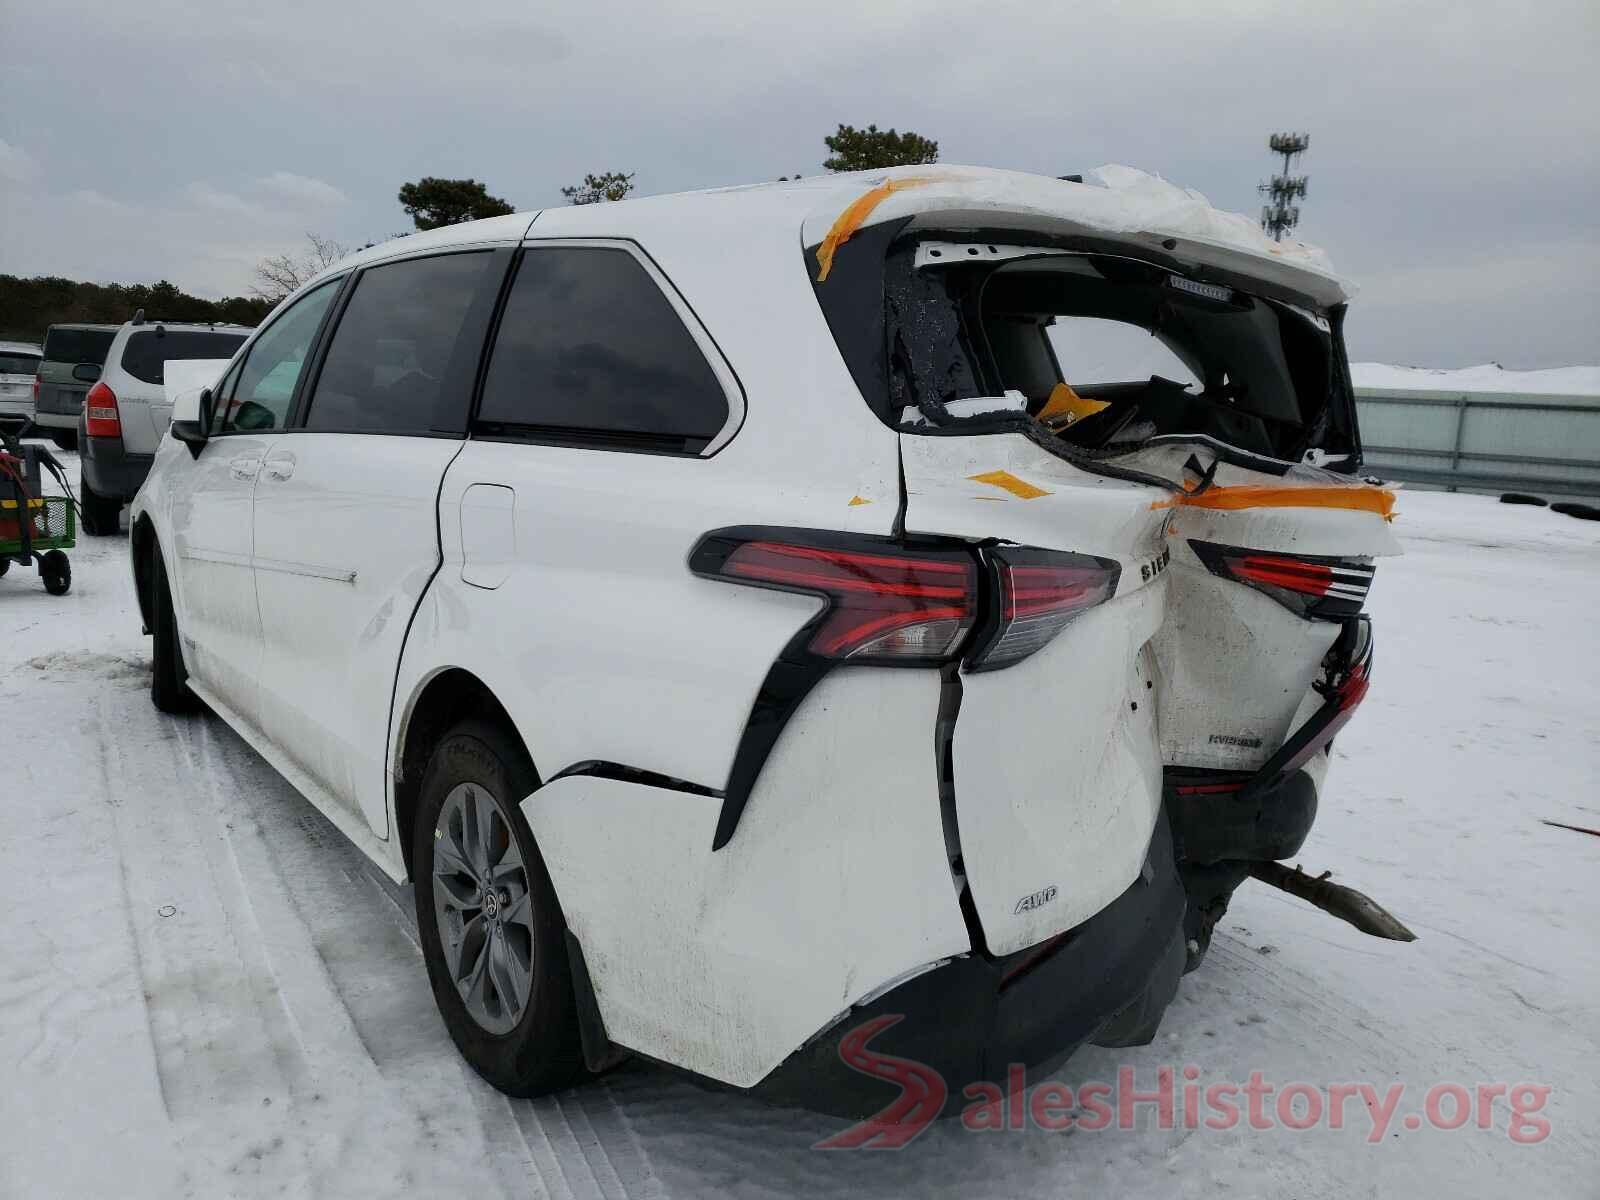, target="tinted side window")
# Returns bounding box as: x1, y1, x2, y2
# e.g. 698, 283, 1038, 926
303, 252, 496, 434
477, 246, 729, 451
218, 279, 339, 434
41, 328, 115, 366
120, 330, 250, 385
